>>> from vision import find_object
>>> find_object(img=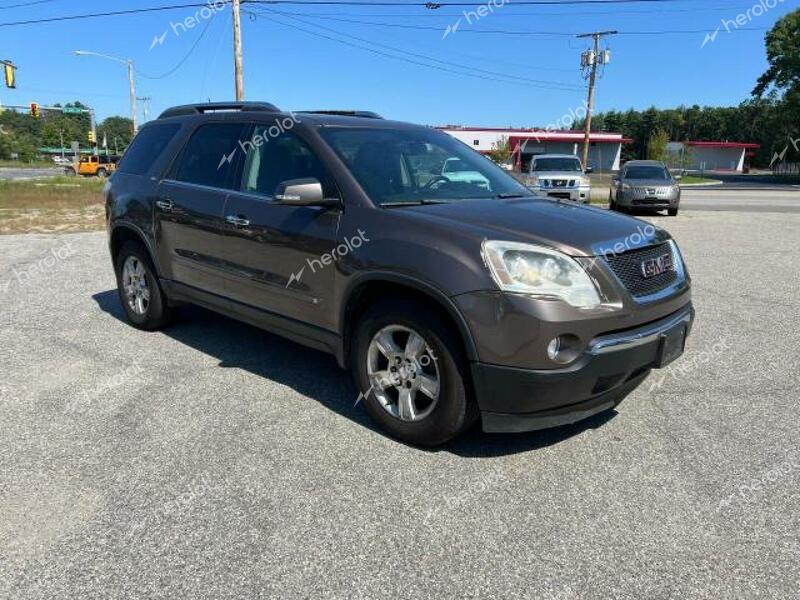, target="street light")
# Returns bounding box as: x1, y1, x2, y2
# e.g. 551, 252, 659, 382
73, 50, 138, 135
